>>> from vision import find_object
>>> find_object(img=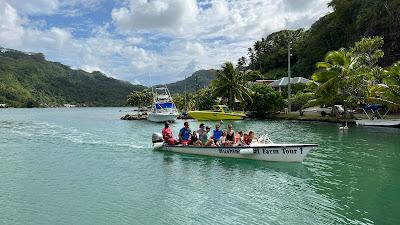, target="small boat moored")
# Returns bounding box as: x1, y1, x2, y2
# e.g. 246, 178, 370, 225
355, 104, 400, 127
152, 133, 317, 162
